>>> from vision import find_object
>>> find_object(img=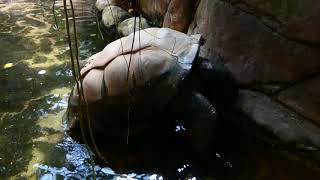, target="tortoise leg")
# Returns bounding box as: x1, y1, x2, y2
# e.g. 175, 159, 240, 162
187, 92, 218, 167
191, 57, 238, 118
168, 91, 219, 170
